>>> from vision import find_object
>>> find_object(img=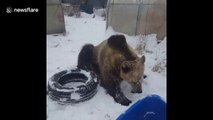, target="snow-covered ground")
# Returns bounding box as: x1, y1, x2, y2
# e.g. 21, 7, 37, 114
47, 12, 166, 120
